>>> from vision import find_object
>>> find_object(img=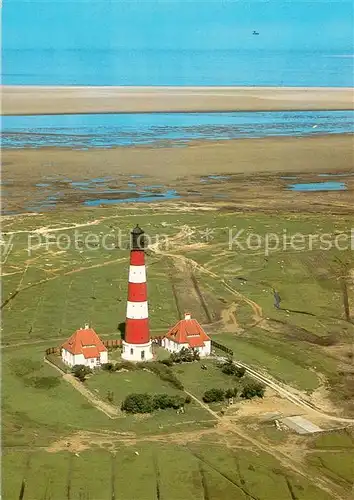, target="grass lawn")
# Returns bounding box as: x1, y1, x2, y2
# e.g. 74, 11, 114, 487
306, 451, 354, 488
211, 330, 340, 392
2, 441, 337, 500
173, 359, 238, 400
85, 369, 182, 403
2, 345, 216, 449
2, 207, 354, 499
